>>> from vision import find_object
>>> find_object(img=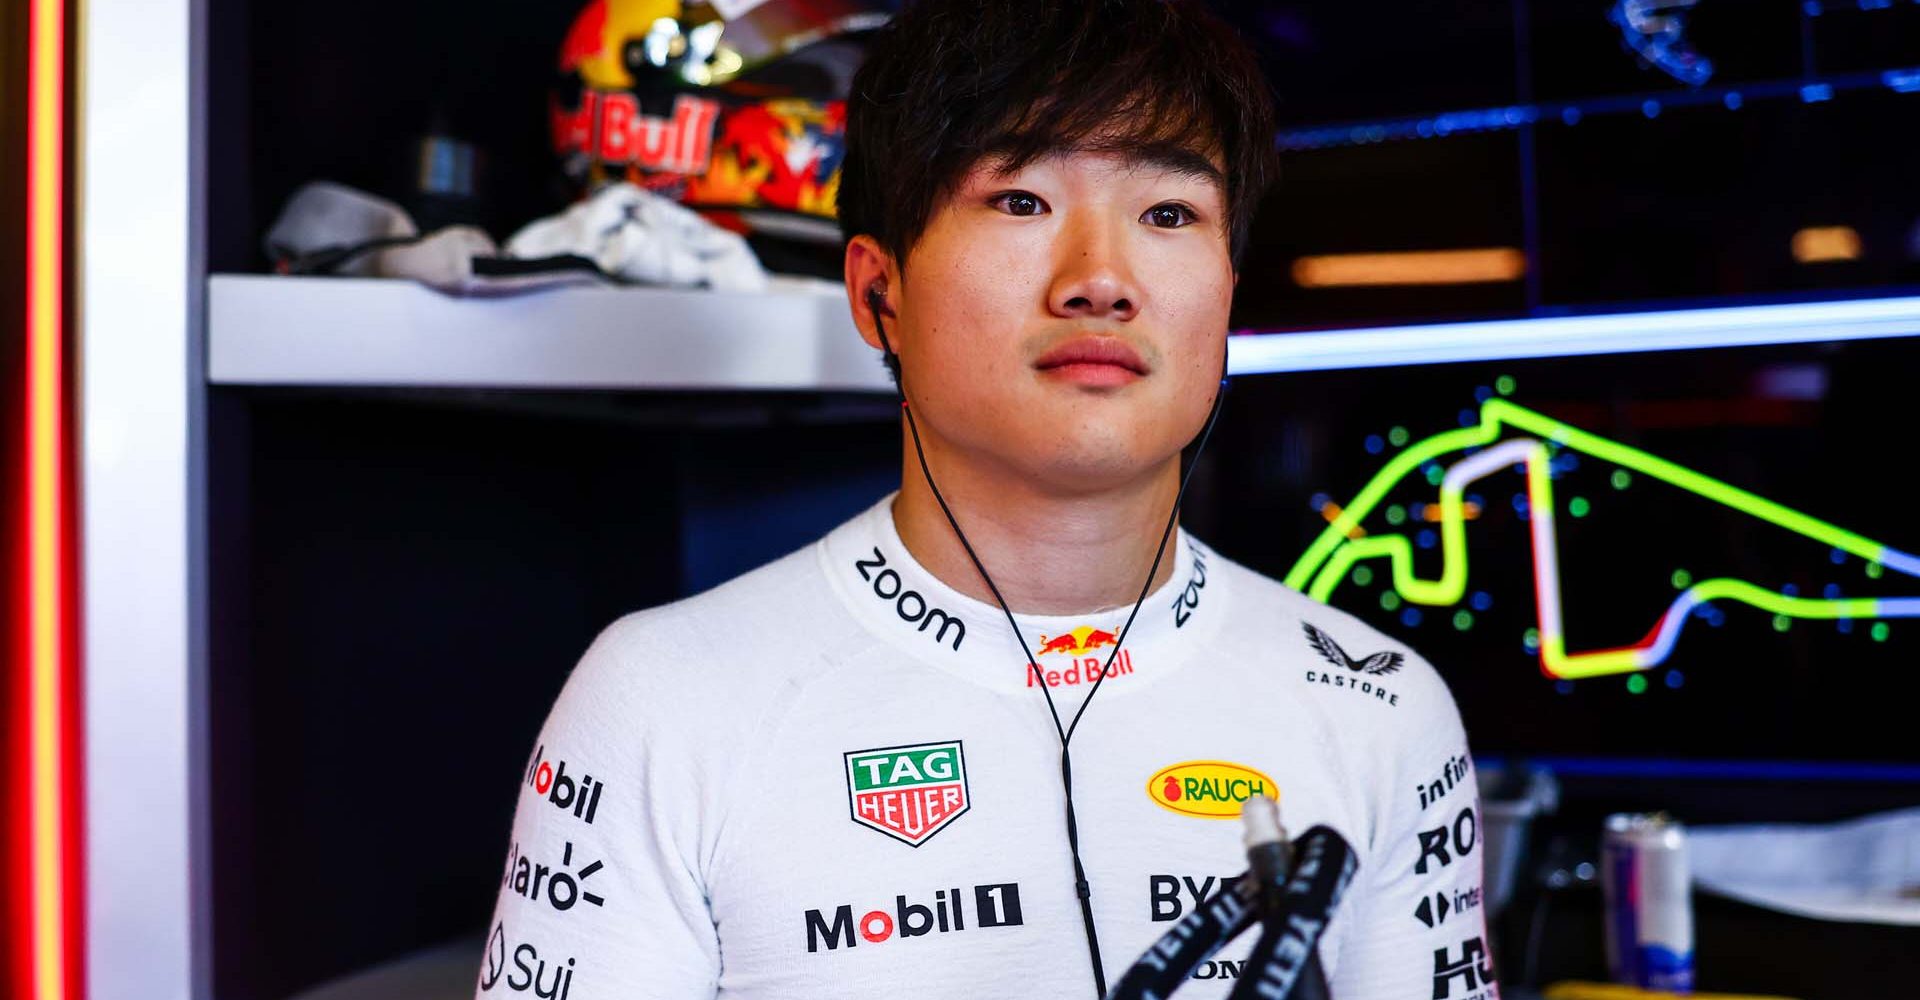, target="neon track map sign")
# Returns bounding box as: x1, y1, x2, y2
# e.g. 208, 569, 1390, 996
1286, 396, 1920, 681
